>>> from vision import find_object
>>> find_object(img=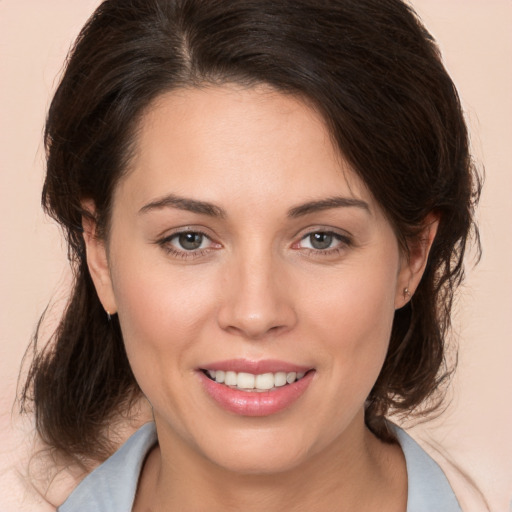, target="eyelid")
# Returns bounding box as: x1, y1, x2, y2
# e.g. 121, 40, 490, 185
155, 223, 211, 239
155, 226, 222, 259
292, 225, 353, 244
